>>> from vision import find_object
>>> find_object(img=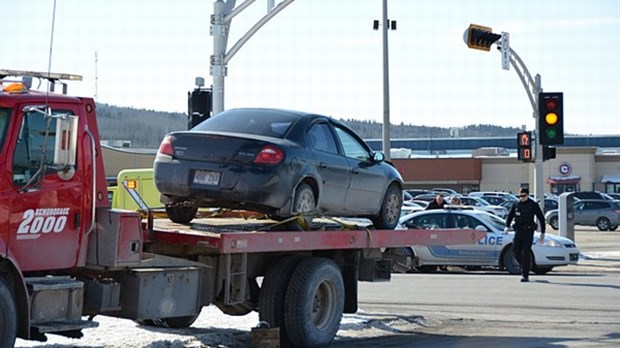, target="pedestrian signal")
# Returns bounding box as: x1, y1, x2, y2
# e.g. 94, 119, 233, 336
517, 131, 533, 162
